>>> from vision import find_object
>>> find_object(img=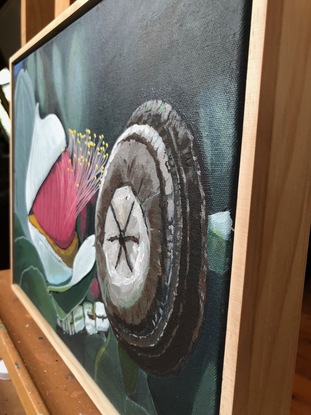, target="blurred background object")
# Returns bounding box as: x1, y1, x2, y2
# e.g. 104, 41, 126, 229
0, 0, 20, 63
0, 0, 21, 269
0, 67, 10, 270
